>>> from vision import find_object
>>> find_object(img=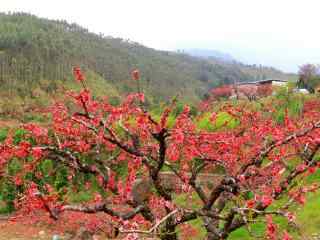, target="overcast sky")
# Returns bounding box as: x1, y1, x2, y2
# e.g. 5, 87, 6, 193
2, 0, 319, 72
